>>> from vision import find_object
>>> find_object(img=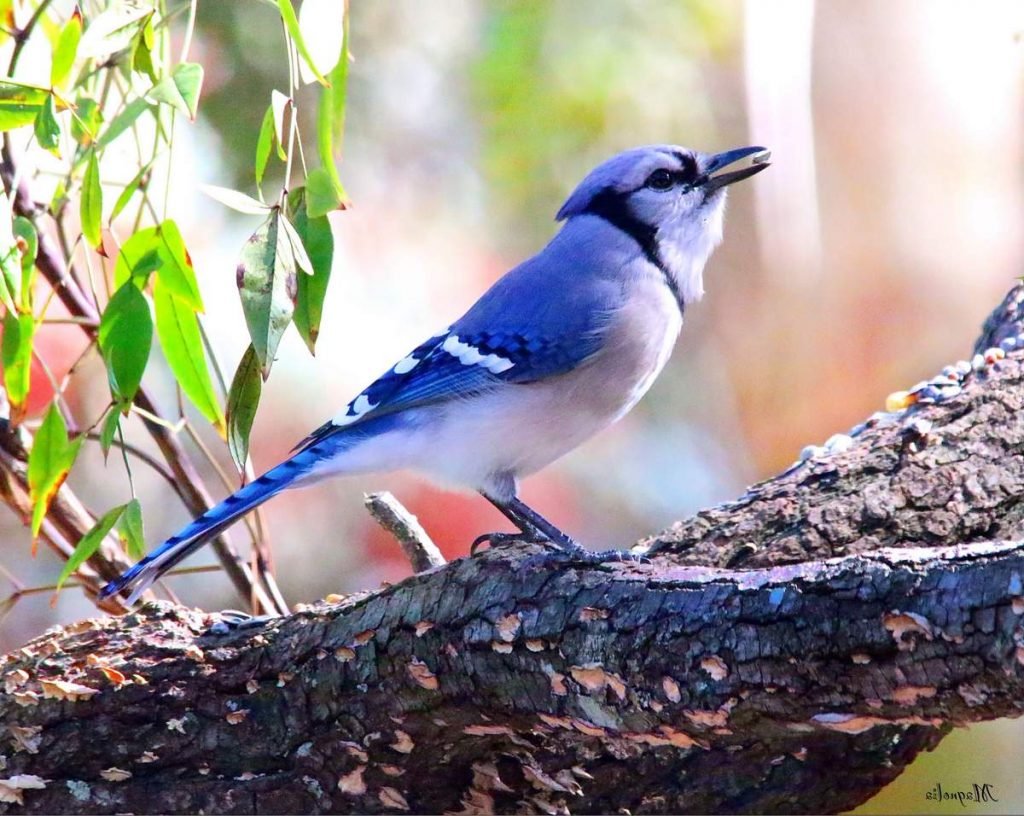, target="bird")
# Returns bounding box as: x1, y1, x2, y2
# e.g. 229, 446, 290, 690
101, 143, 770, 606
